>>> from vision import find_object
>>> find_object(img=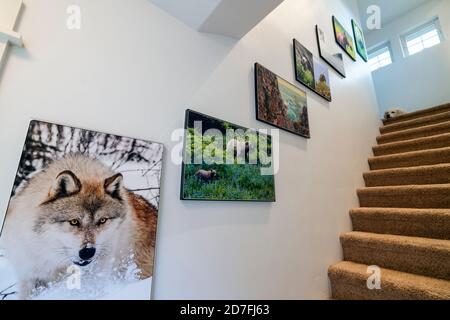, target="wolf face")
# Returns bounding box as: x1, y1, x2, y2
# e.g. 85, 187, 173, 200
35, 170, 129, 268
2, 155, 157, 299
